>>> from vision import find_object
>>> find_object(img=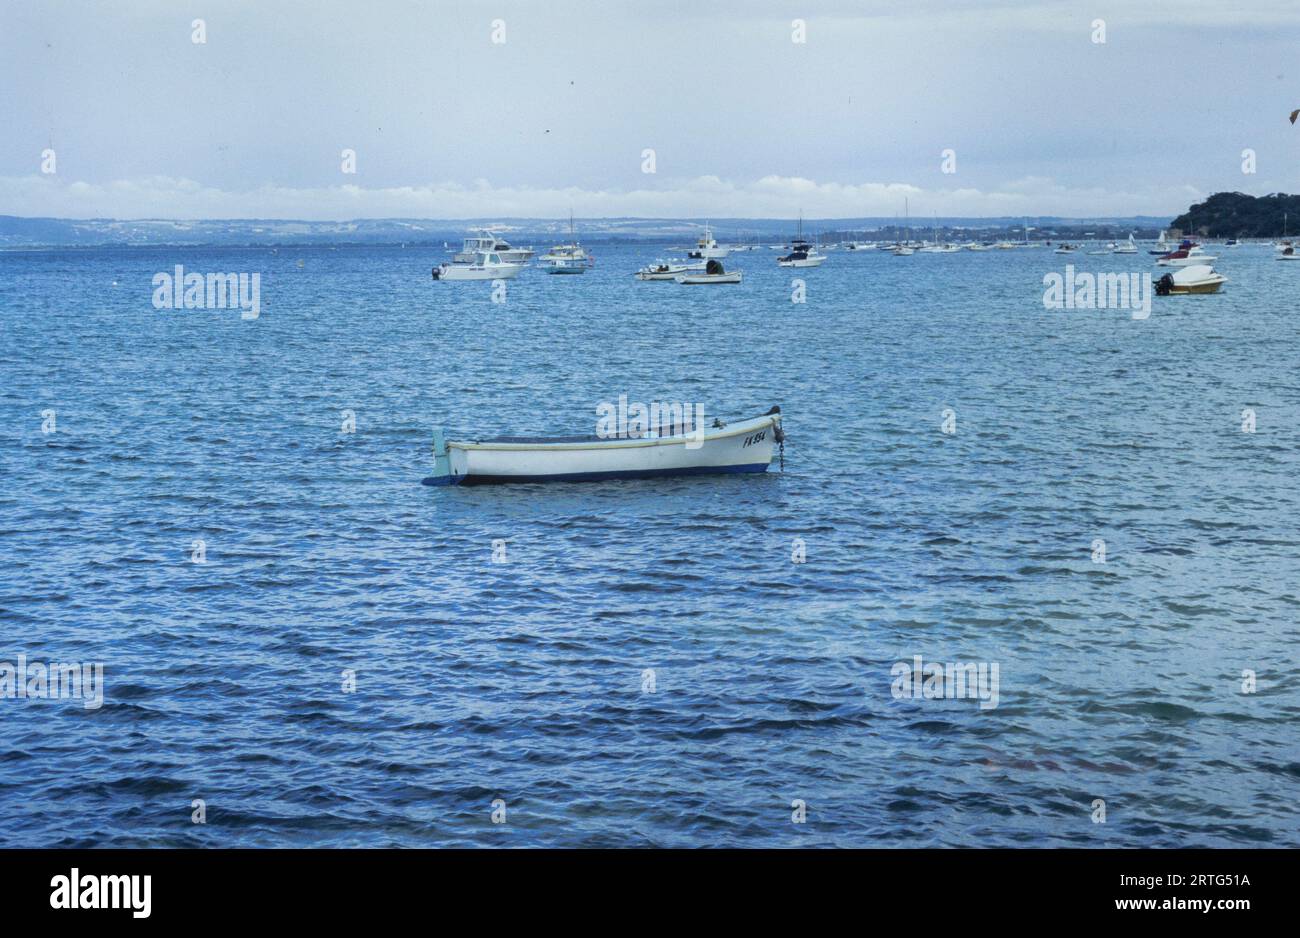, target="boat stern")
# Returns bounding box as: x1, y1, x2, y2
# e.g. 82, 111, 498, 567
422, 427, 463, 485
